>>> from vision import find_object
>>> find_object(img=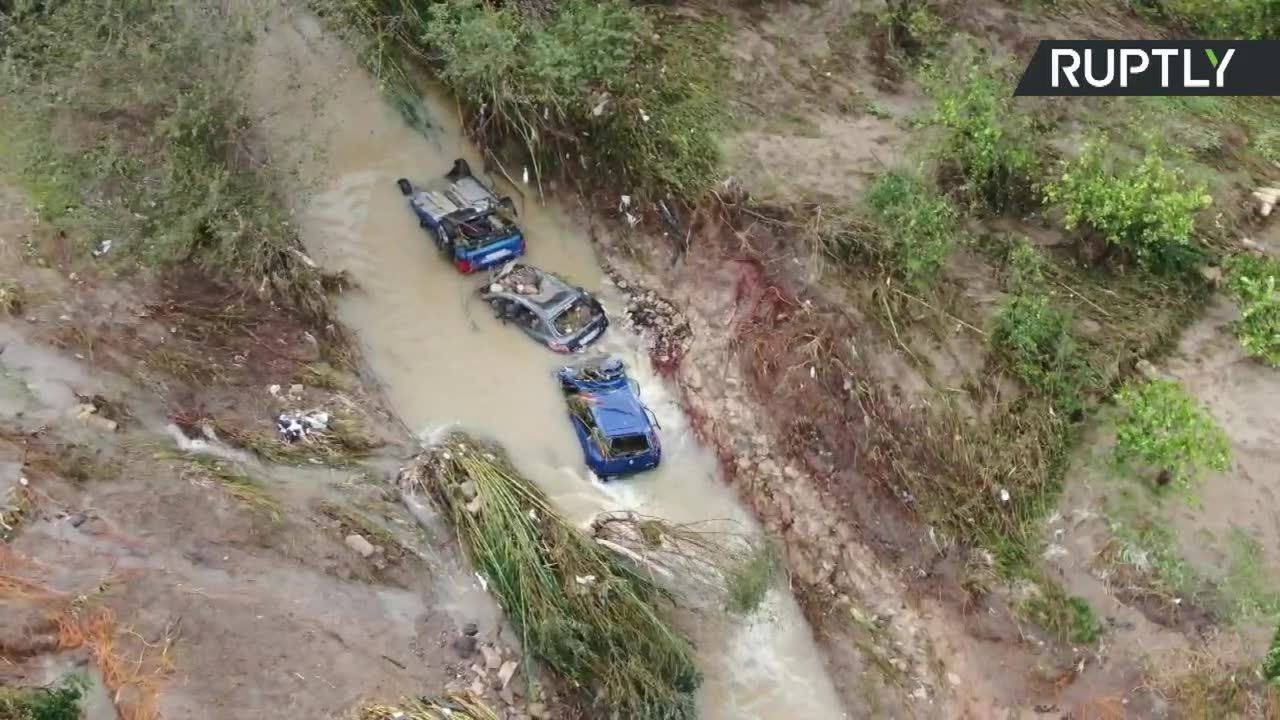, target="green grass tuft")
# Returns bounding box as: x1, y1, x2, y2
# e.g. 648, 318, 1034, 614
1, 0, 339, 326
